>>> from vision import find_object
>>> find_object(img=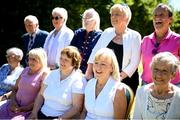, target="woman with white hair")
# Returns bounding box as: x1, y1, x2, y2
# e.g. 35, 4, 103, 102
70, 8, 102, 74
0, 47, 24, 100
85, 3, 141, 94
44, 7, 74, 70
133, 52, 180, 119
0, 48, 49, 119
